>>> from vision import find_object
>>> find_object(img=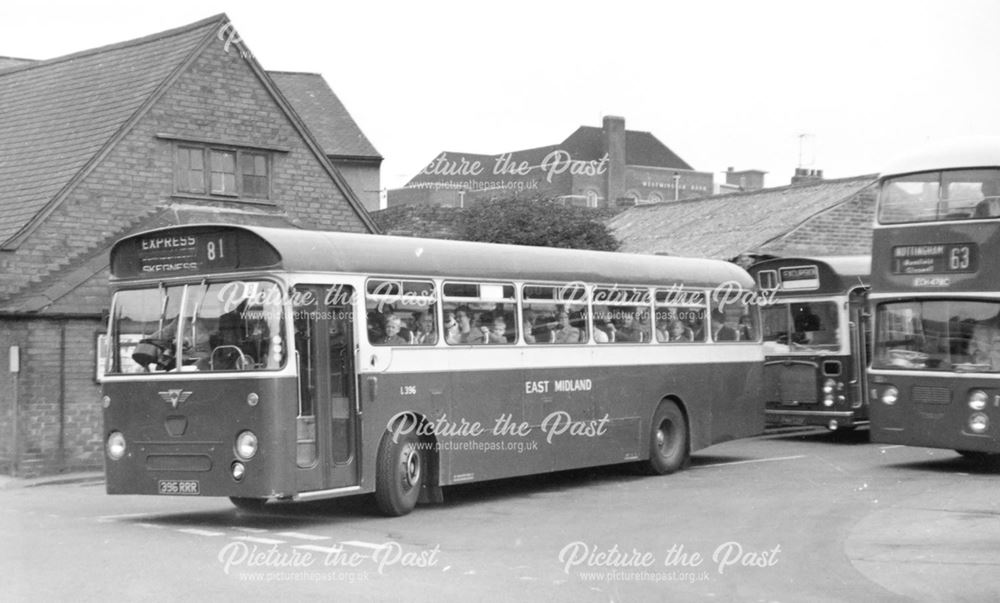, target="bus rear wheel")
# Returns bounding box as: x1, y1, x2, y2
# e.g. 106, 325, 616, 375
644, 401, 689, 475
229, 497, 268, 512
375, 430, 424, 516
